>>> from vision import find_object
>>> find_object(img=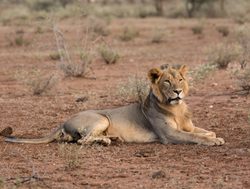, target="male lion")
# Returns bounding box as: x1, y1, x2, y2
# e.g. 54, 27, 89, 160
1, 65, 225, 146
